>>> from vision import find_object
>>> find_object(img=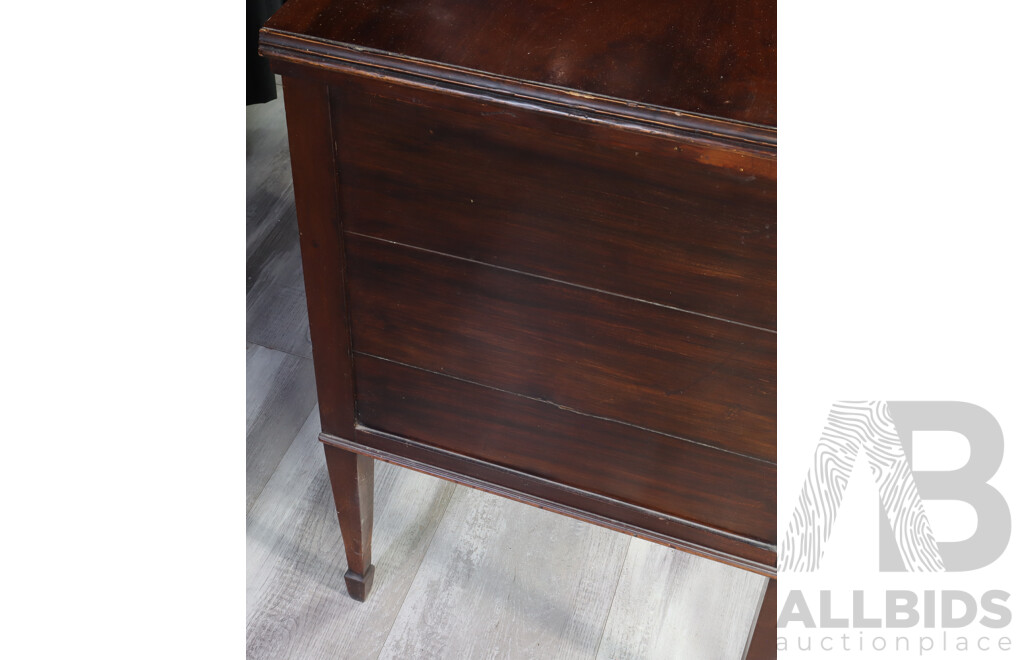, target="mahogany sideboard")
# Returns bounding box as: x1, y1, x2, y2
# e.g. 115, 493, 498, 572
259, 0, 776, 656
